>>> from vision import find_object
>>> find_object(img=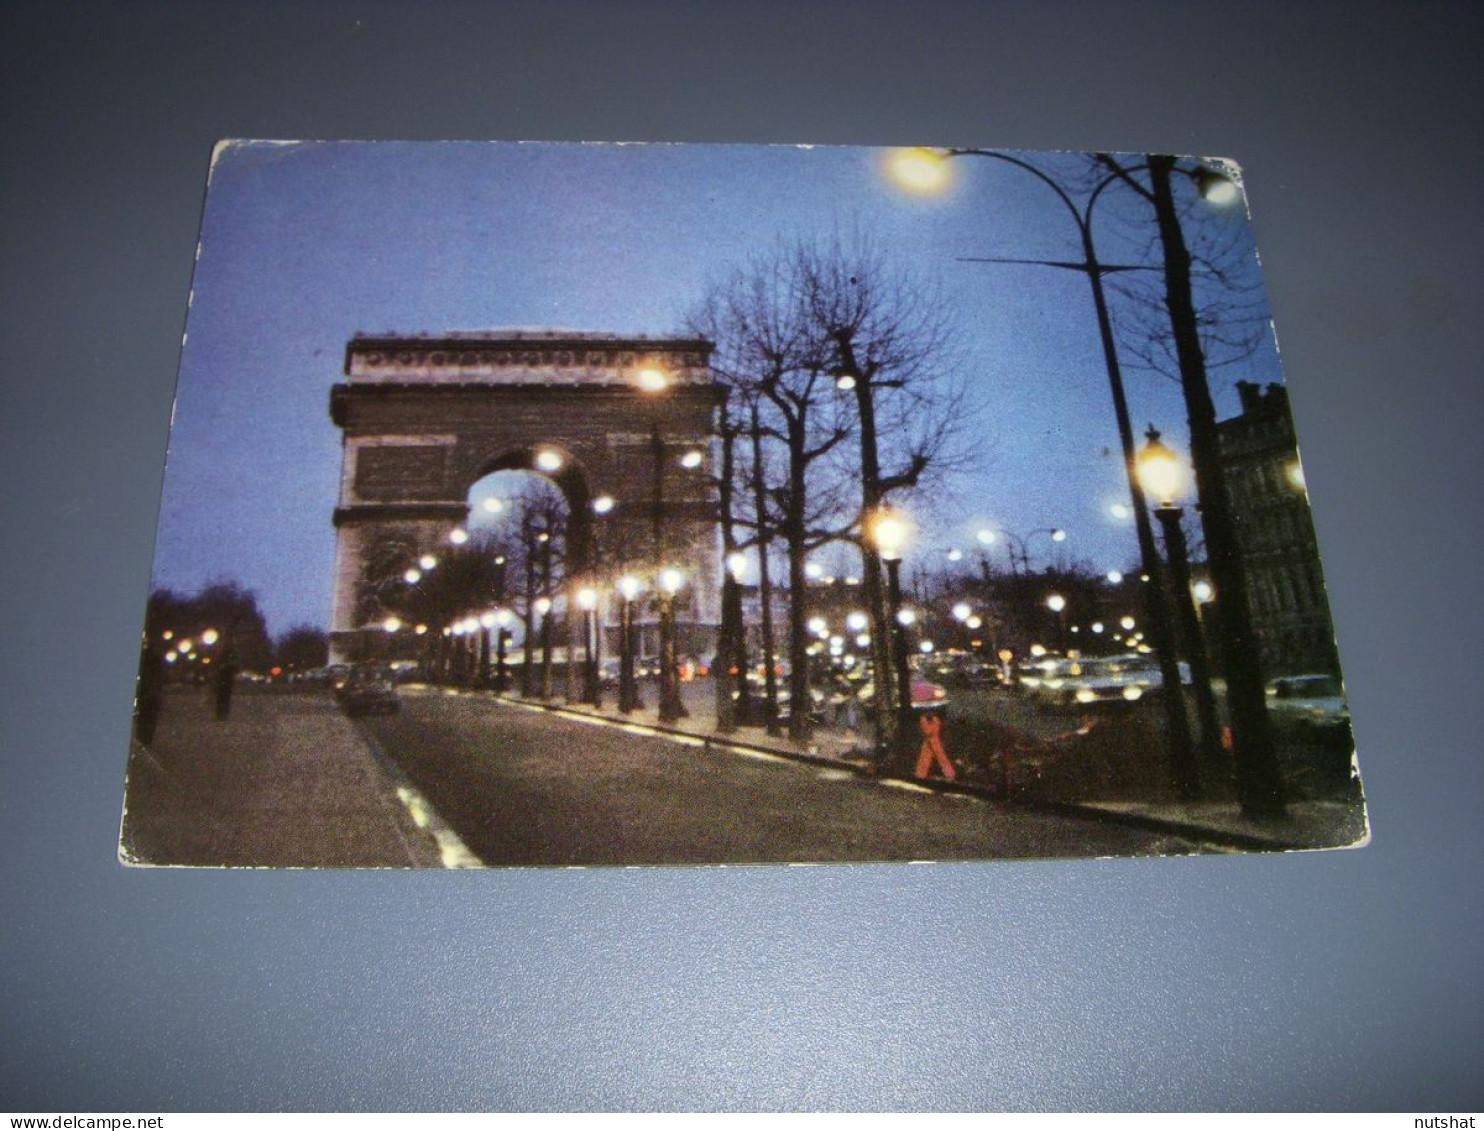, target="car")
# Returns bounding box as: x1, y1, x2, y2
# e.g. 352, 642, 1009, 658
338, 664, 401, 716
1266, 674, 1349, 737
852, 677, 950, 710
1030, 654, 1191, 709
